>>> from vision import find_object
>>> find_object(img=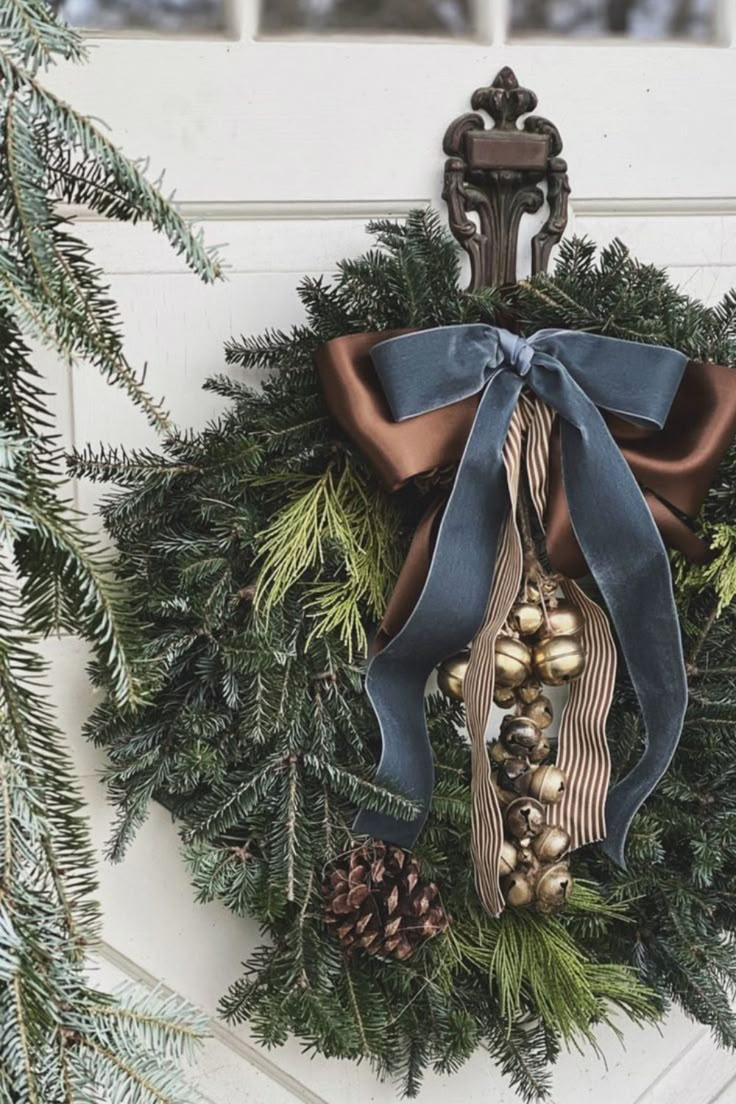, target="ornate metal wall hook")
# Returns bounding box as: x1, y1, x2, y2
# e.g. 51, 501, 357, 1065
443, 67, 570, 290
